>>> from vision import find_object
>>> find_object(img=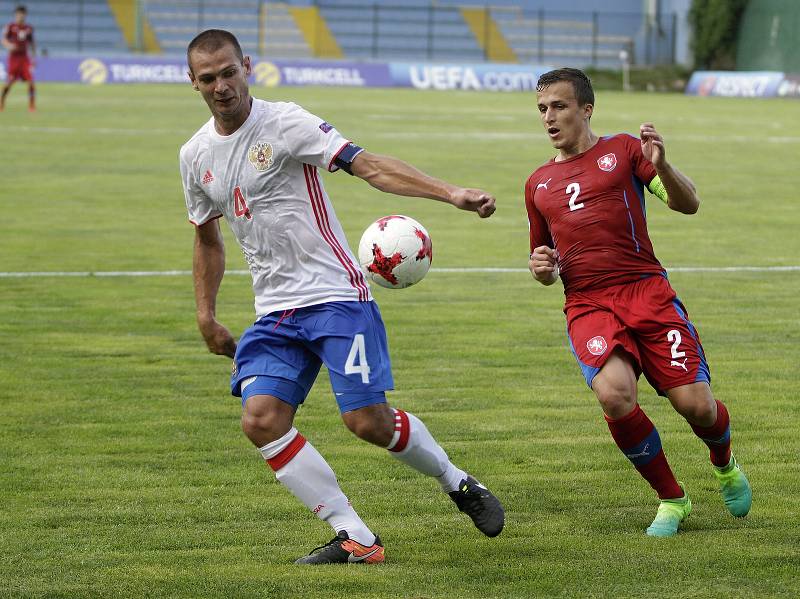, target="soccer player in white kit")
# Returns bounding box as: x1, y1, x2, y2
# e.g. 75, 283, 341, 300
180, 30, 503, 564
